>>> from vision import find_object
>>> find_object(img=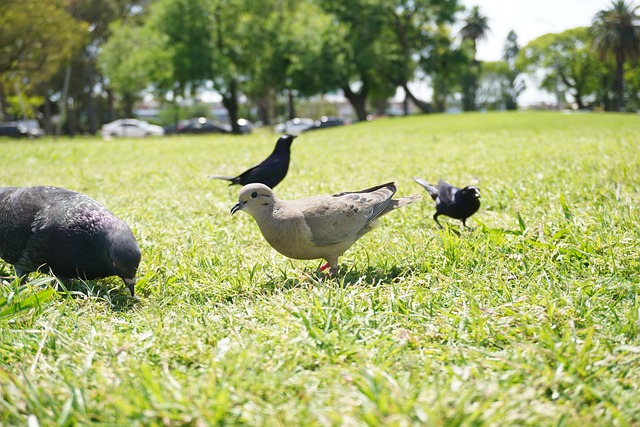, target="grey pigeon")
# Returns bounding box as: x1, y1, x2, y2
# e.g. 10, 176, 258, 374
209, 135, 296, 189
412, 178, 481, 228
230, 182, 421, 274
0, 186, 141, 295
